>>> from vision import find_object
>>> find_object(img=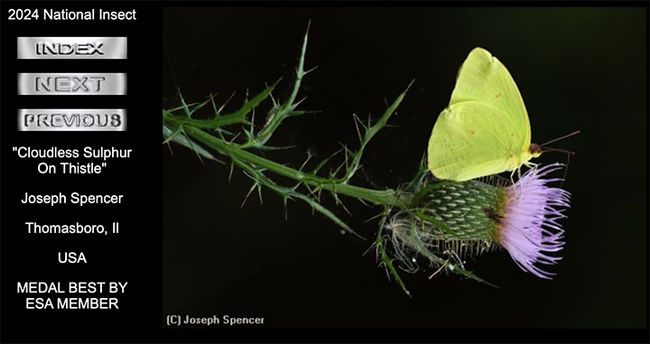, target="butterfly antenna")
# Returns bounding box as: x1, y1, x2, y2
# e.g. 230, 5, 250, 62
540, 130, 581, 147
541, 147, 576, 155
